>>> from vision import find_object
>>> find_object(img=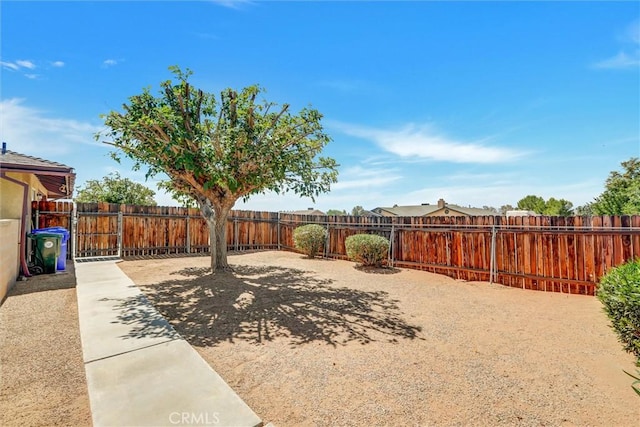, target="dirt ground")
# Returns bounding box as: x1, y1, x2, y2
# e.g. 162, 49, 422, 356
119, 251, 638, 426
0, 263, 92, 427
